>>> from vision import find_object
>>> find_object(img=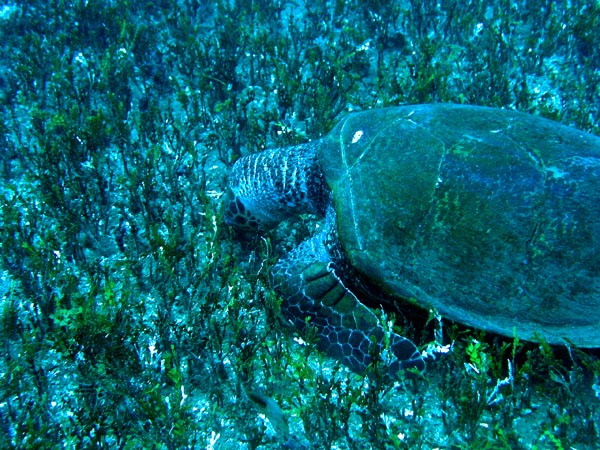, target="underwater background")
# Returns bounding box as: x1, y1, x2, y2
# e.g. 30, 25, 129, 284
0, 0, 599, 448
